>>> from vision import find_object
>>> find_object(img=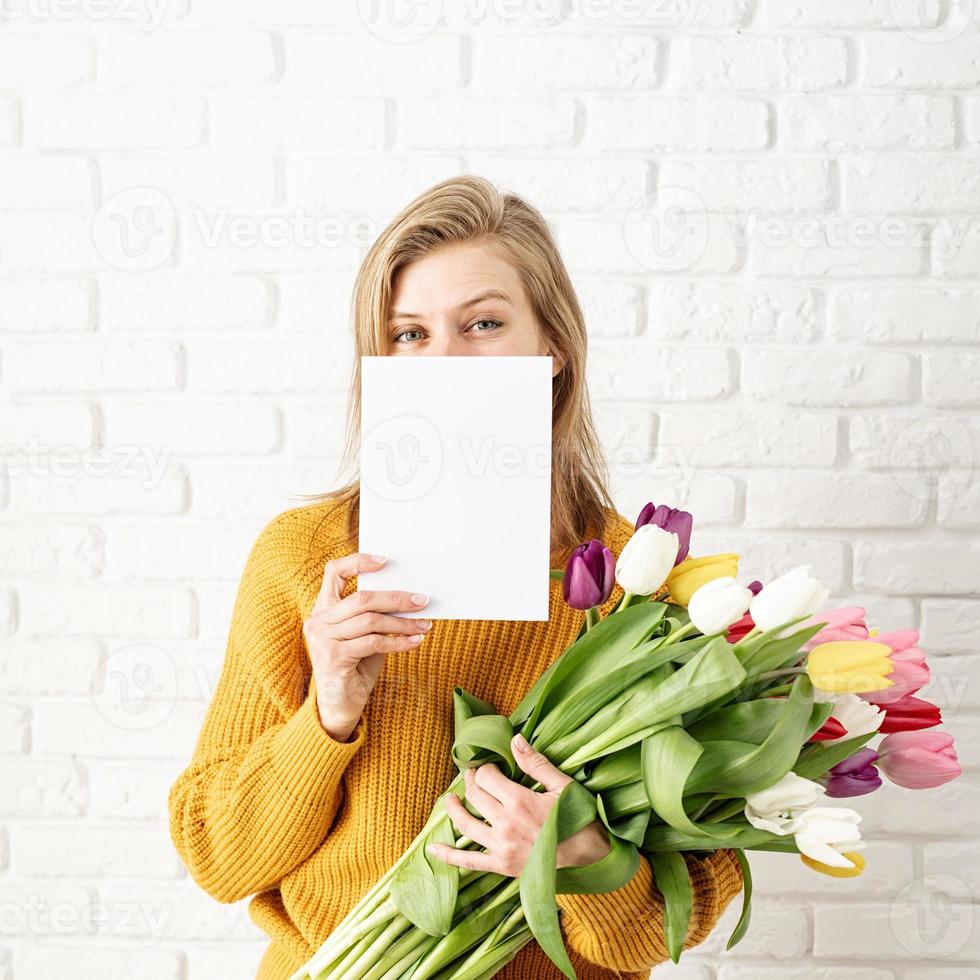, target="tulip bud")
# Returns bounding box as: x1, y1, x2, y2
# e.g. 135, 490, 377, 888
860, 631, 929, 704
687, 576, 753, 635
635, 502, 692, 566
801, 606, 869, 650
790, 806, 865, 870
666, 553, 739, 606
877, 731, 961, 789
749, 565, 829, 635
562, 539, 616, 611
614, 523, 680, 596
871, 694, 942, 734
806, 641, 894, 696
824, 748, 882, 798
